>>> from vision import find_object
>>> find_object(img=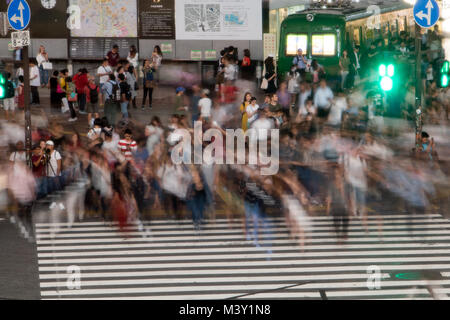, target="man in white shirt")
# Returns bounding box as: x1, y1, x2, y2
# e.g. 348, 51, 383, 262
199, 89, 212, 122
246, 97, 259, 127
314, 79, 334, 119
30, 60, 41, 105
327, 91, 348, 127
45, 140, 62, 178
97, 58, 113, 105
